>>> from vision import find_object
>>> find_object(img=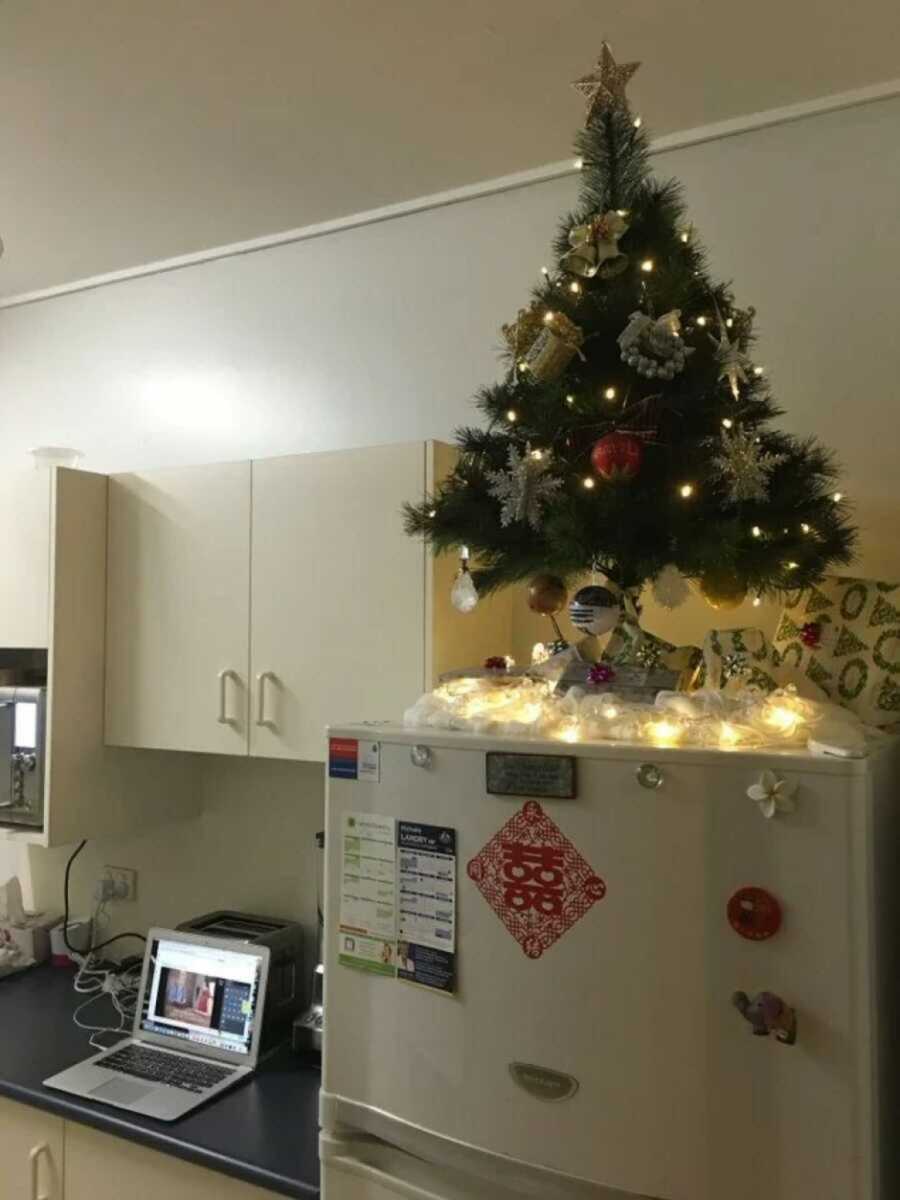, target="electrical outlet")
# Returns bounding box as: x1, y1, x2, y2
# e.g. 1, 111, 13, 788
104, 866, 137, 902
